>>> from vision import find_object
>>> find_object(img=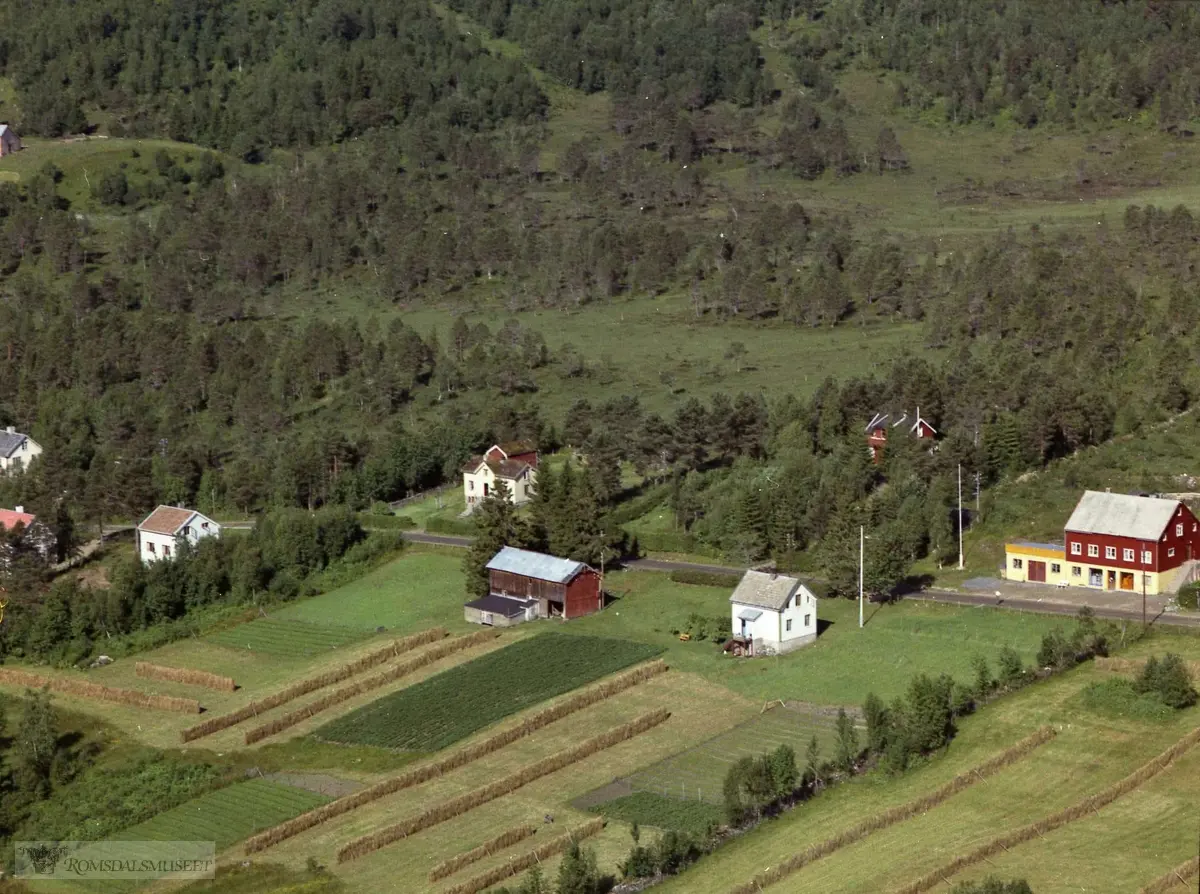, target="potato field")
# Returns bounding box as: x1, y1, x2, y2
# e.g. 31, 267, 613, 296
314, 634, 663, 751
